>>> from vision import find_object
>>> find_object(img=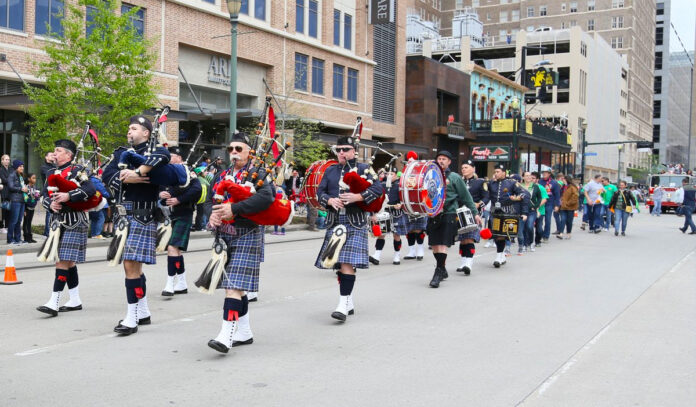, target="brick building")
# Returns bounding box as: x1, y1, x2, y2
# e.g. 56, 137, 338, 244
0, 0, 408, 170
